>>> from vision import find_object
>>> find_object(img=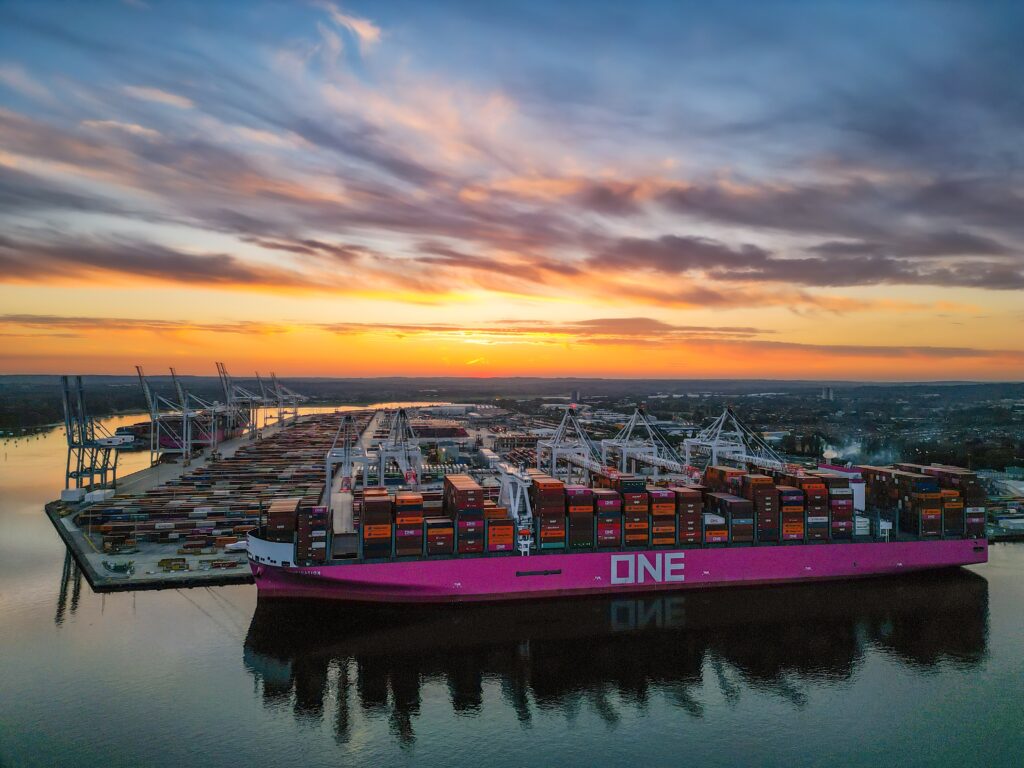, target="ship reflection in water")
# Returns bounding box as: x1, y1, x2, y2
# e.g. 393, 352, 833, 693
243, 571, 988, 745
